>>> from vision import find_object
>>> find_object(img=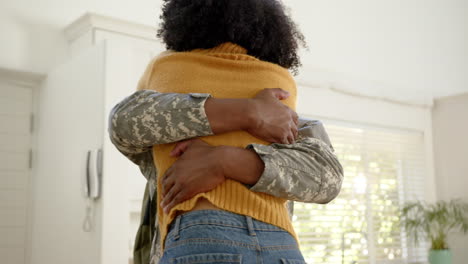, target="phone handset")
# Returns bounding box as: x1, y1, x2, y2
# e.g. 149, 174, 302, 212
82, 149, 102, 232
84, 149, 103, 199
